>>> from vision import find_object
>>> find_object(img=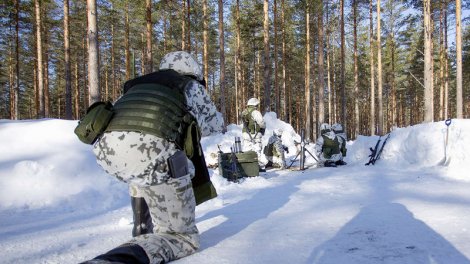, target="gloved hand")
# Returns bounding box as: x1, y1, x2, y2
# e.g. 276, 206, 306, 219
283, 145, 289, 153
260, 127, 266, 135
